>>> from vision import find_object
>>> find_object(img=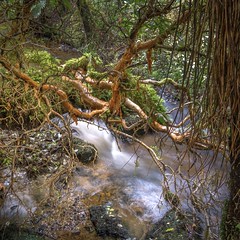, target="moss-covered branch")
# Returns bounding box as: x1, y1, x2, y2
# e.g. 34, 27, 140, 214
0, 56, 107, 121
